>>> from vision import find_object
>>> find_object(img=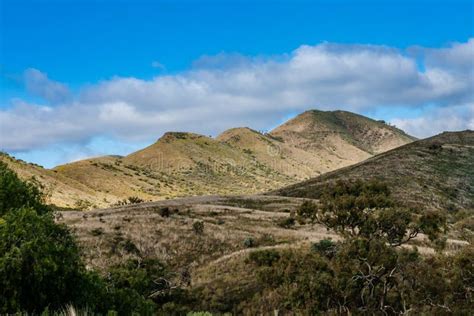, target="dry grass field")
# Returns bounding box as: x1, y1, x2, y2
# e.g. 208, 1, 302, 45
59, 194, 468, 300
